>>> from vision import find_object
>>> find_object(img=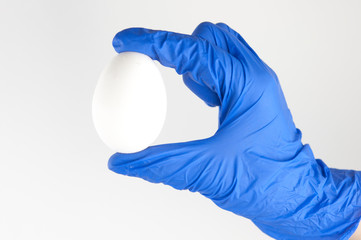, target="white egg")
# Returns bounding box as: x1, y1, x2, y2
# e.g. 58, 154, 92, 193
92, 52, 167, 153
